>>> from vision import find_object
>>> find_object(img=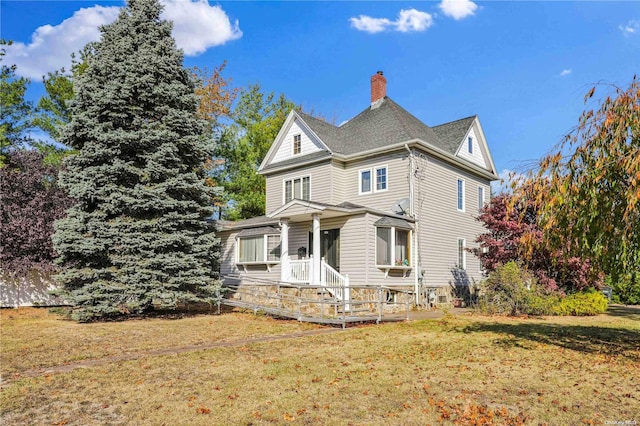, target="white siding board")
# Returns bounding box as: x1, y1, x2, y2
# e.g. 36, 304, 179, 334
271, 119, 324, 165
265, 161, 335, 213
413, 153, 490, 288
456, 127, 487, 168
343, 151, 411, 213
